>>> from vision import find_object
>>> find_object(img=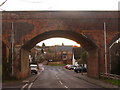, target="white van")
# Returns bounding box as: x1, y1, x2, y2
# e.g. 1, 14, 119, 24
30, 64, 38, 74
